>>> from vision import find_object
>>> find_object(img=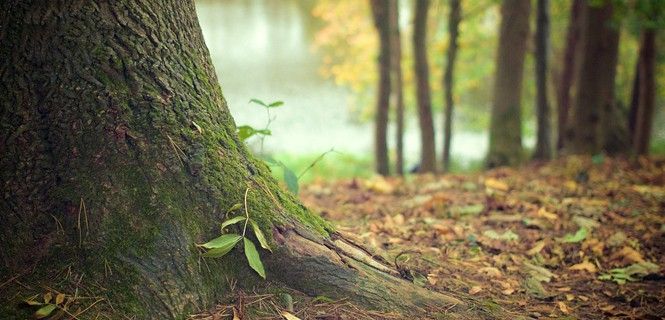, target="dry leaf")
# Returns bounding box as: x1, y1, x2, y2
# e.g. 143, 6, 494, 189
566, 294, 575, 301
232, 307, 240, 320
281, 311, 302, 320
558, 301, 570, 314
478, 267, 502, 278
527, 241, 546, 256
501, 288, 515, 295
485, 178, 509, 192
614, 246, 645, 263
569, 260, 598, 273
55, 293, 65, 305
469, 286, 482, 295
537, 207, 558, 221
